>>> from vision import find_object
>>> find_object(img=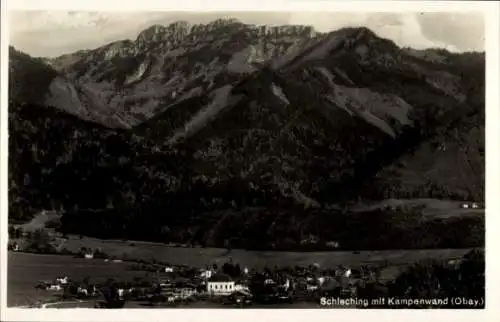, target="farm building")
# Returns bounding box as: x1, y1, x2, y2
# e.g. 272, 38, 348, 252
36, 280, 62, 291
264, 278, 276, 285
56, 276, 69, 285
325, 241, 340, 249
234, 280, 250, 293
9, 242, 20, 252
172, 282, 197, 299
461, 202, 484, 209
